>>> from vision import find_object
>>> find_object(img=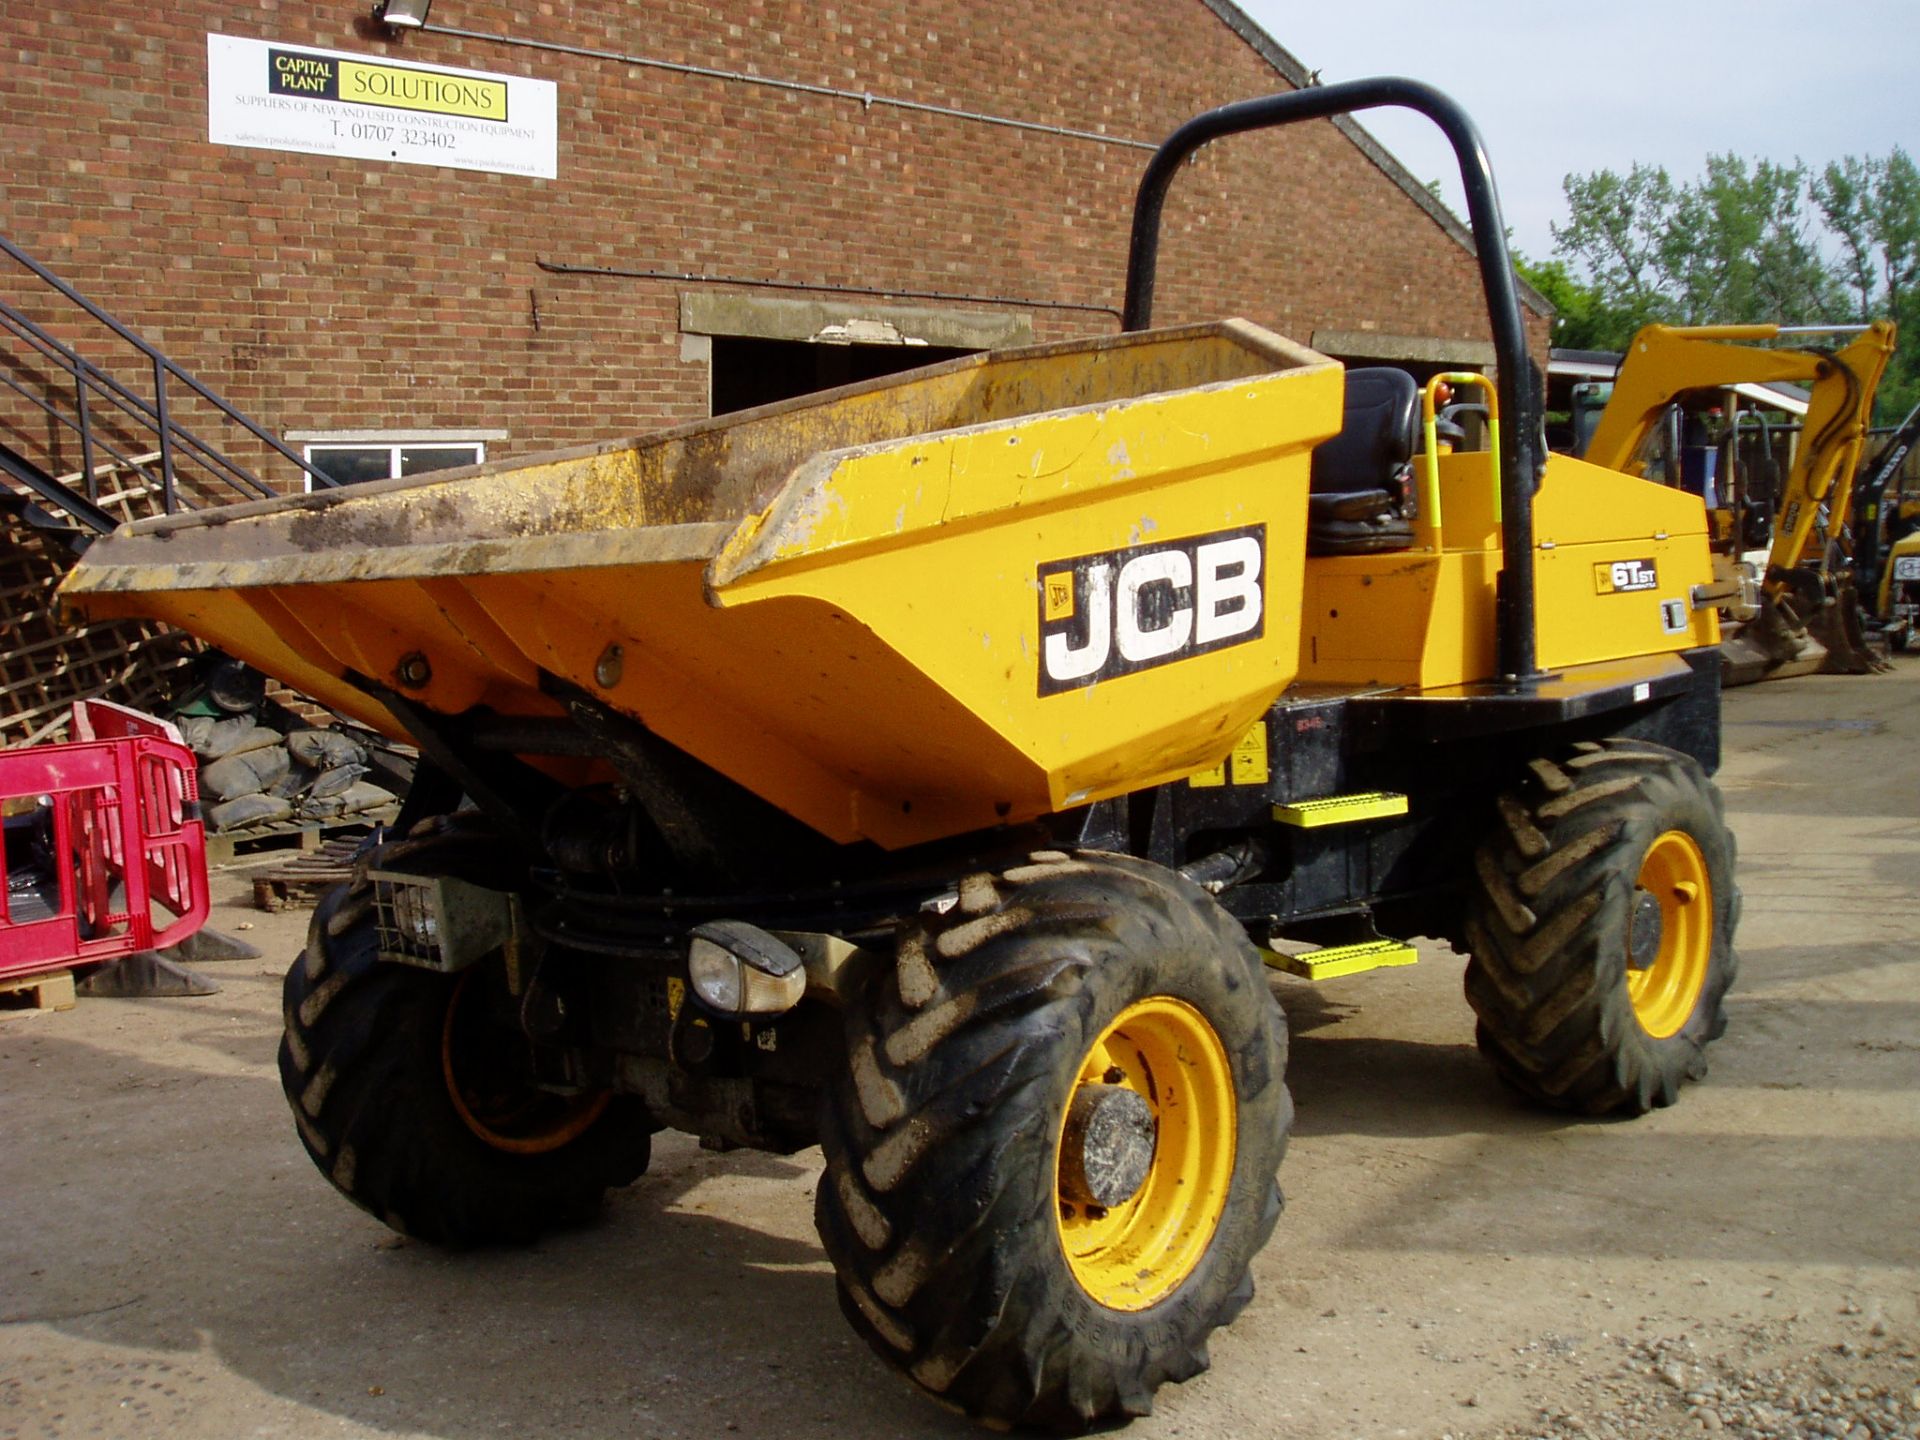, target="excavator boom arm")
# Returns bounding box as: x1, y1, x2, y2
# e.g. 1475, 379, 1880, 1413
1582, 321, 1897, 581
